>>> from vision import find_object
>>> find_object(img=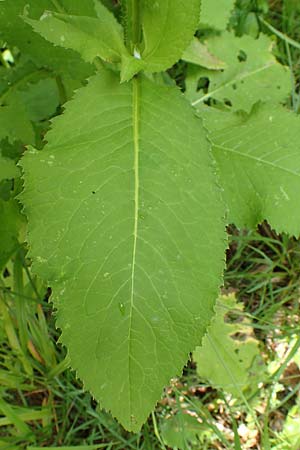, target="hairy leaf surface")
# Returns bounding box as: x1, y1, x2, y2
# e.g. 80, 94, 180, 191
187, 33, 291, 112
203, 103, 300, 234
21, 69, 226, 431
